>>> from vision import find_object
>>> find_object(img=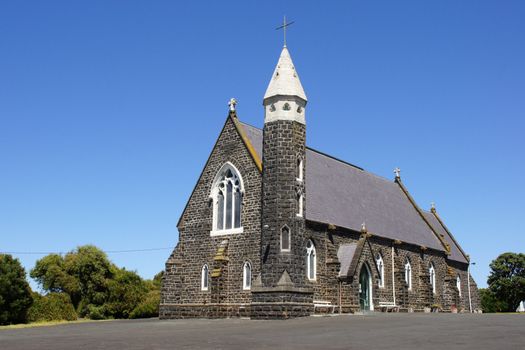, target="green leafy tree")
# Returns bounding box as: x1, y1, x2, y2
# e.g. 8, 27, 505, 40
479, 288, 508, 313
105, 268, 148, 319
0, 254, 33, 325
31, 245, 115, 317
487, 252, 525, 312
